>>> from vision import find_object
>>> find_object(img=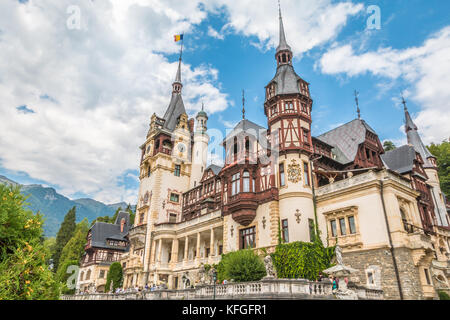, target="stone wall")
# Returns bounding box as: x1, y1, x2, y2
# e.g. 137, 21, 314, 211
343, 247, 424, 300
